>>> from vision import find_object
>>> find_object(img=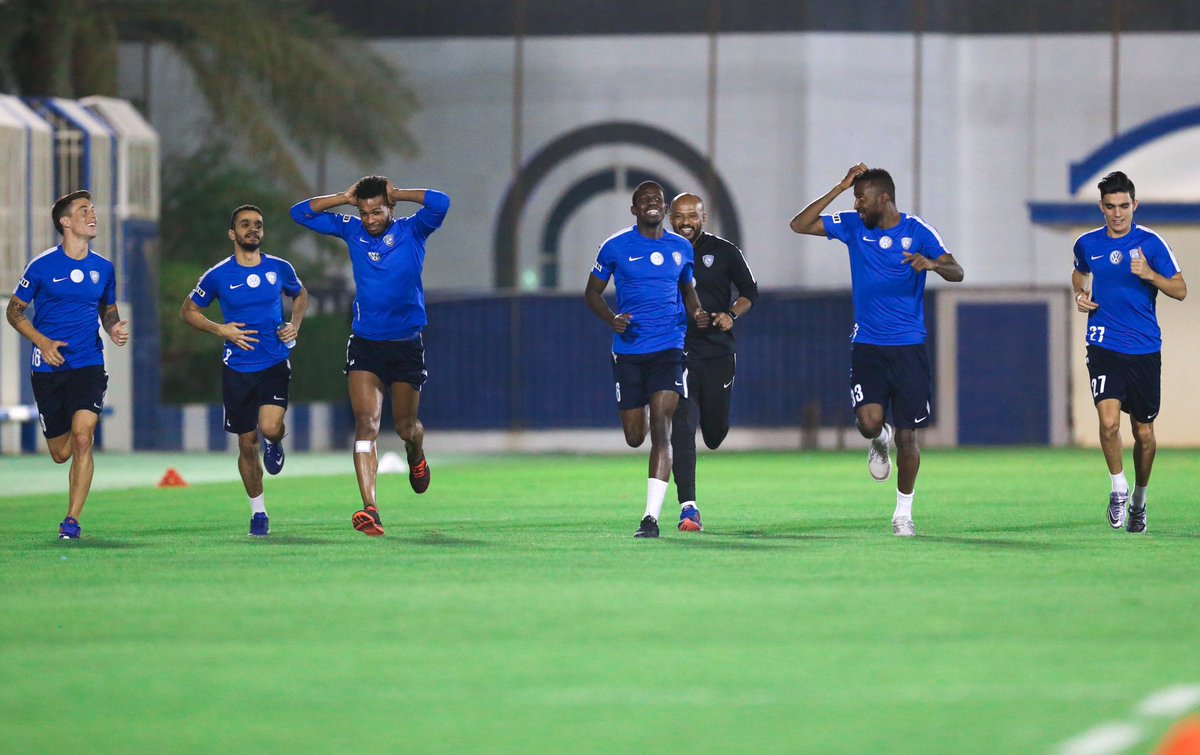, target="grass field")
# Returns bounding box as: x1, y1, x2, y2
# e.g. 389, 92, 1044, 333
1, 448, 1198, 753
